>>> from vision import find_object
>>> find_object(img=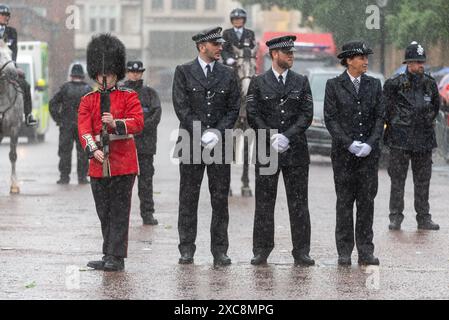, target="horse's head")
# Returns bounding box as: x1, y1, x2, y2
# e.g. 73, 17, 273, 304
232, 43, 258, 80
